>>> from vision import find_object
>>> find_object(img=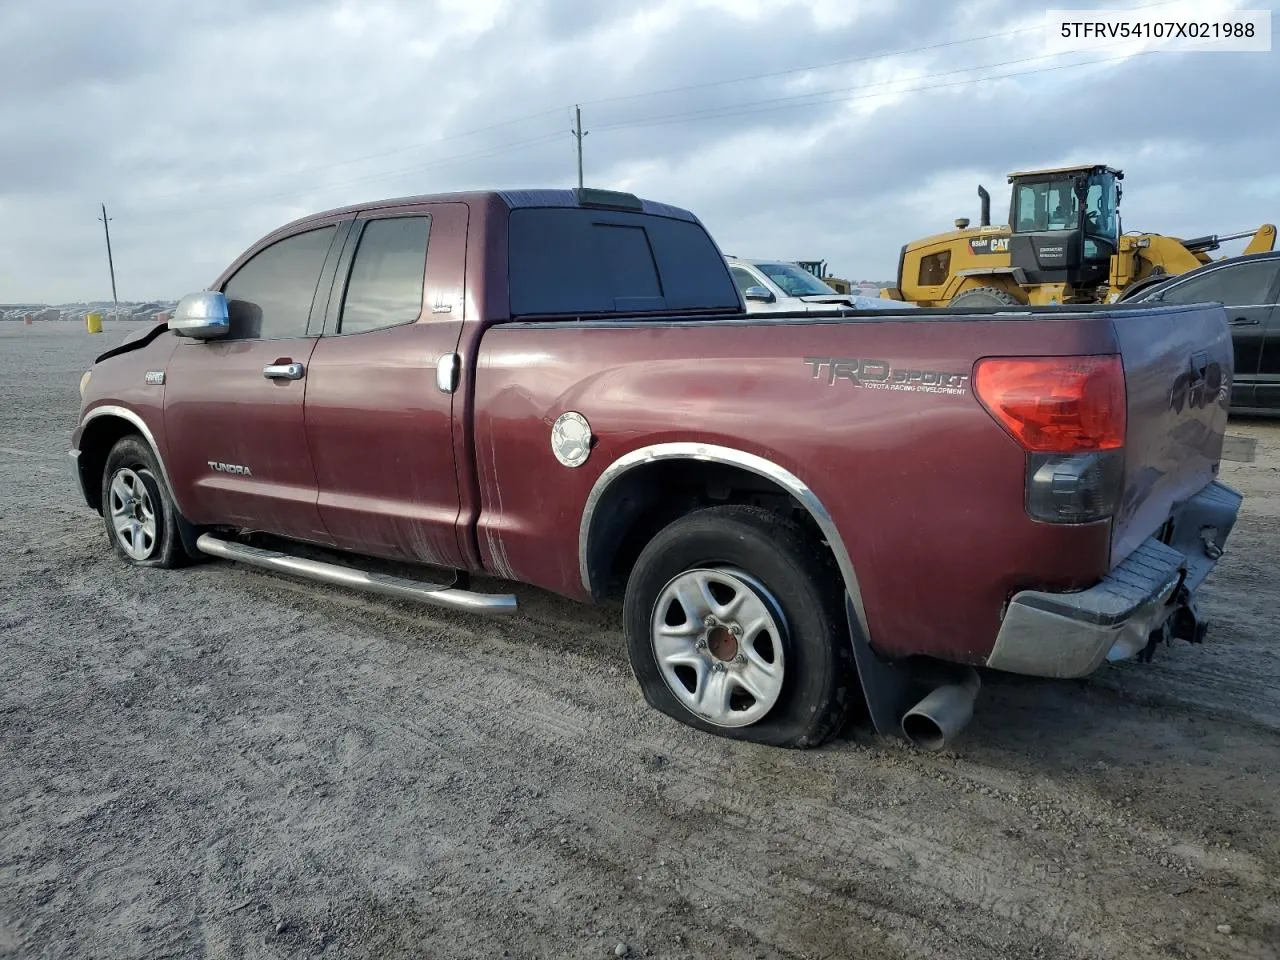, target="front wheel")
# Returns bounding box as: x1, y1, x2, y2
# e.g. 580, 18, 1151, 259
623, 505, 855, 748
101, 435, 190, 568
